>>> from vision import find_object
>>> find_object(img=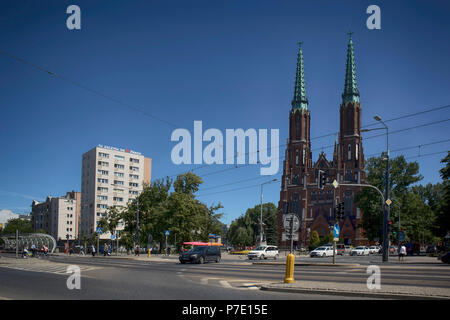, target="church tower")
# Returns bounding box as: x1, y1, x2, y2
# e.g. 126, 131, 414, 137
278, 42, 311, 245
335, 33, 365, 186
